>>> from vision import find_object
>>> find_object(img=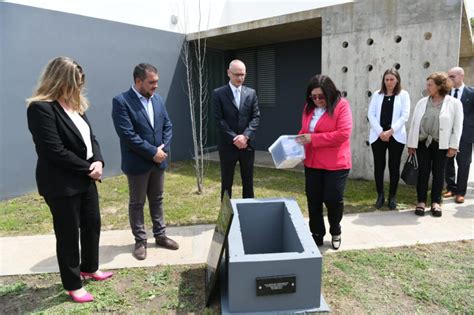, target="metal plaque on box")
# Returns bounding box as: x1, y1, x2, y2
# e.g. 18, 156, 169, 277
205, 192, 234, 306
256, 275, 296, 296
